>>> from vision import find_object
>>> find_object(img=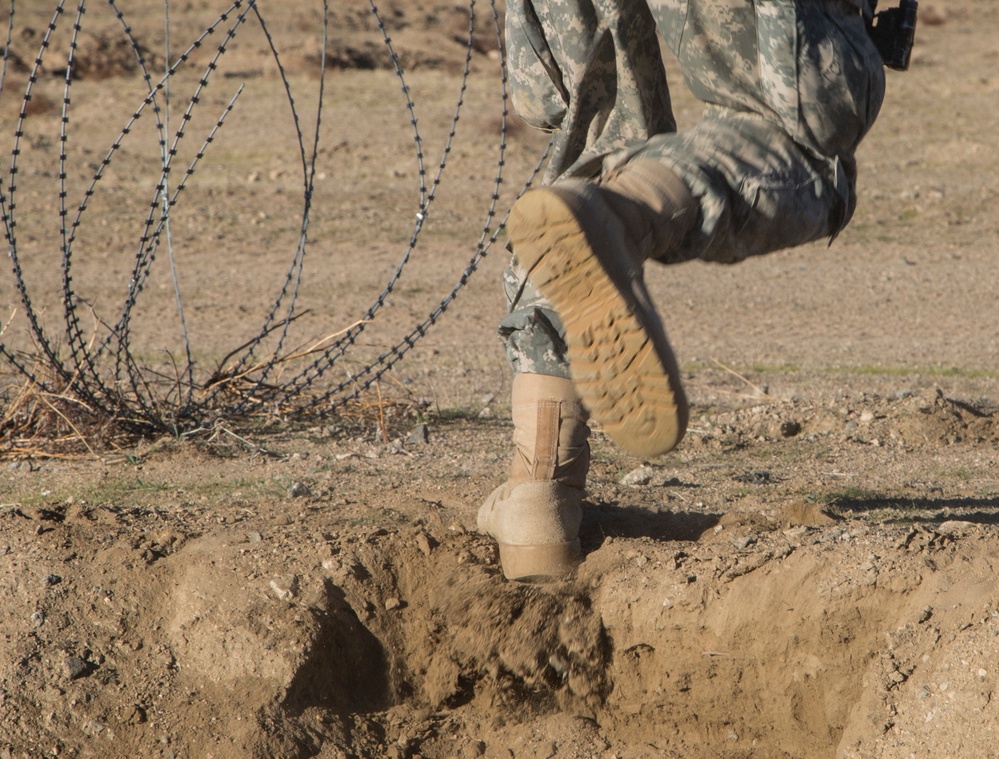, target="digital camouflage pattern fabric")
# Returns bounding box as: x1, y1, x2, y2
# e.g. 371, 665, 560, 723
501, 0, 885, 377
